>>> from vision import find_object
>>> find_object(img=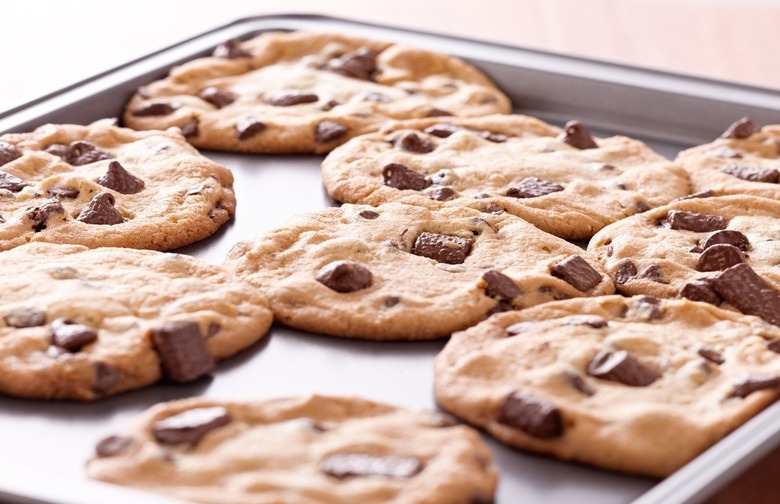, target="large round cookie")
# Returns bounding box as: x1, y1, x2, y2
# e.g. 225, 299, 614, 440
86, 394, 498, 504
0, 122, 235, 251
588, 195, 780, 327
320, 114, 691, 239
675, 118, 780, 199
223, 202, 614, 340
434, 295, 780, 478
122, 31, 511, 154
0, 242, 272, 400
